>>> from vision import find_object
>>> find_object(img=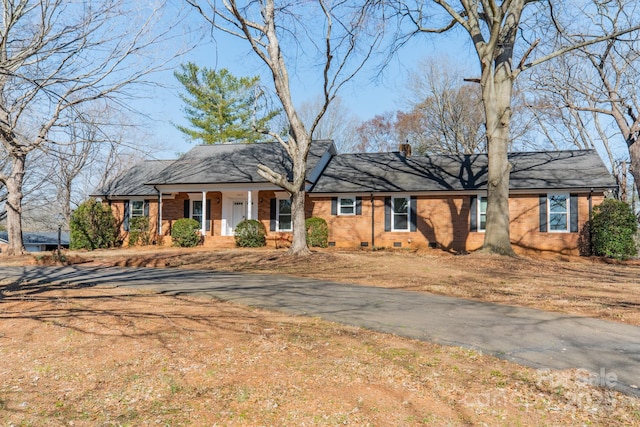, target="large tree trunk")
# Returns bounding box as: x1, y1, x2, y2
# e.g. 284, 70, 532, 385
628, 137, 640, 200
287, 136, 312, 256
5, 154, 26, 256
60, 178, 73, 226
480, 63, 516, 256
288, 187, 310, 256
